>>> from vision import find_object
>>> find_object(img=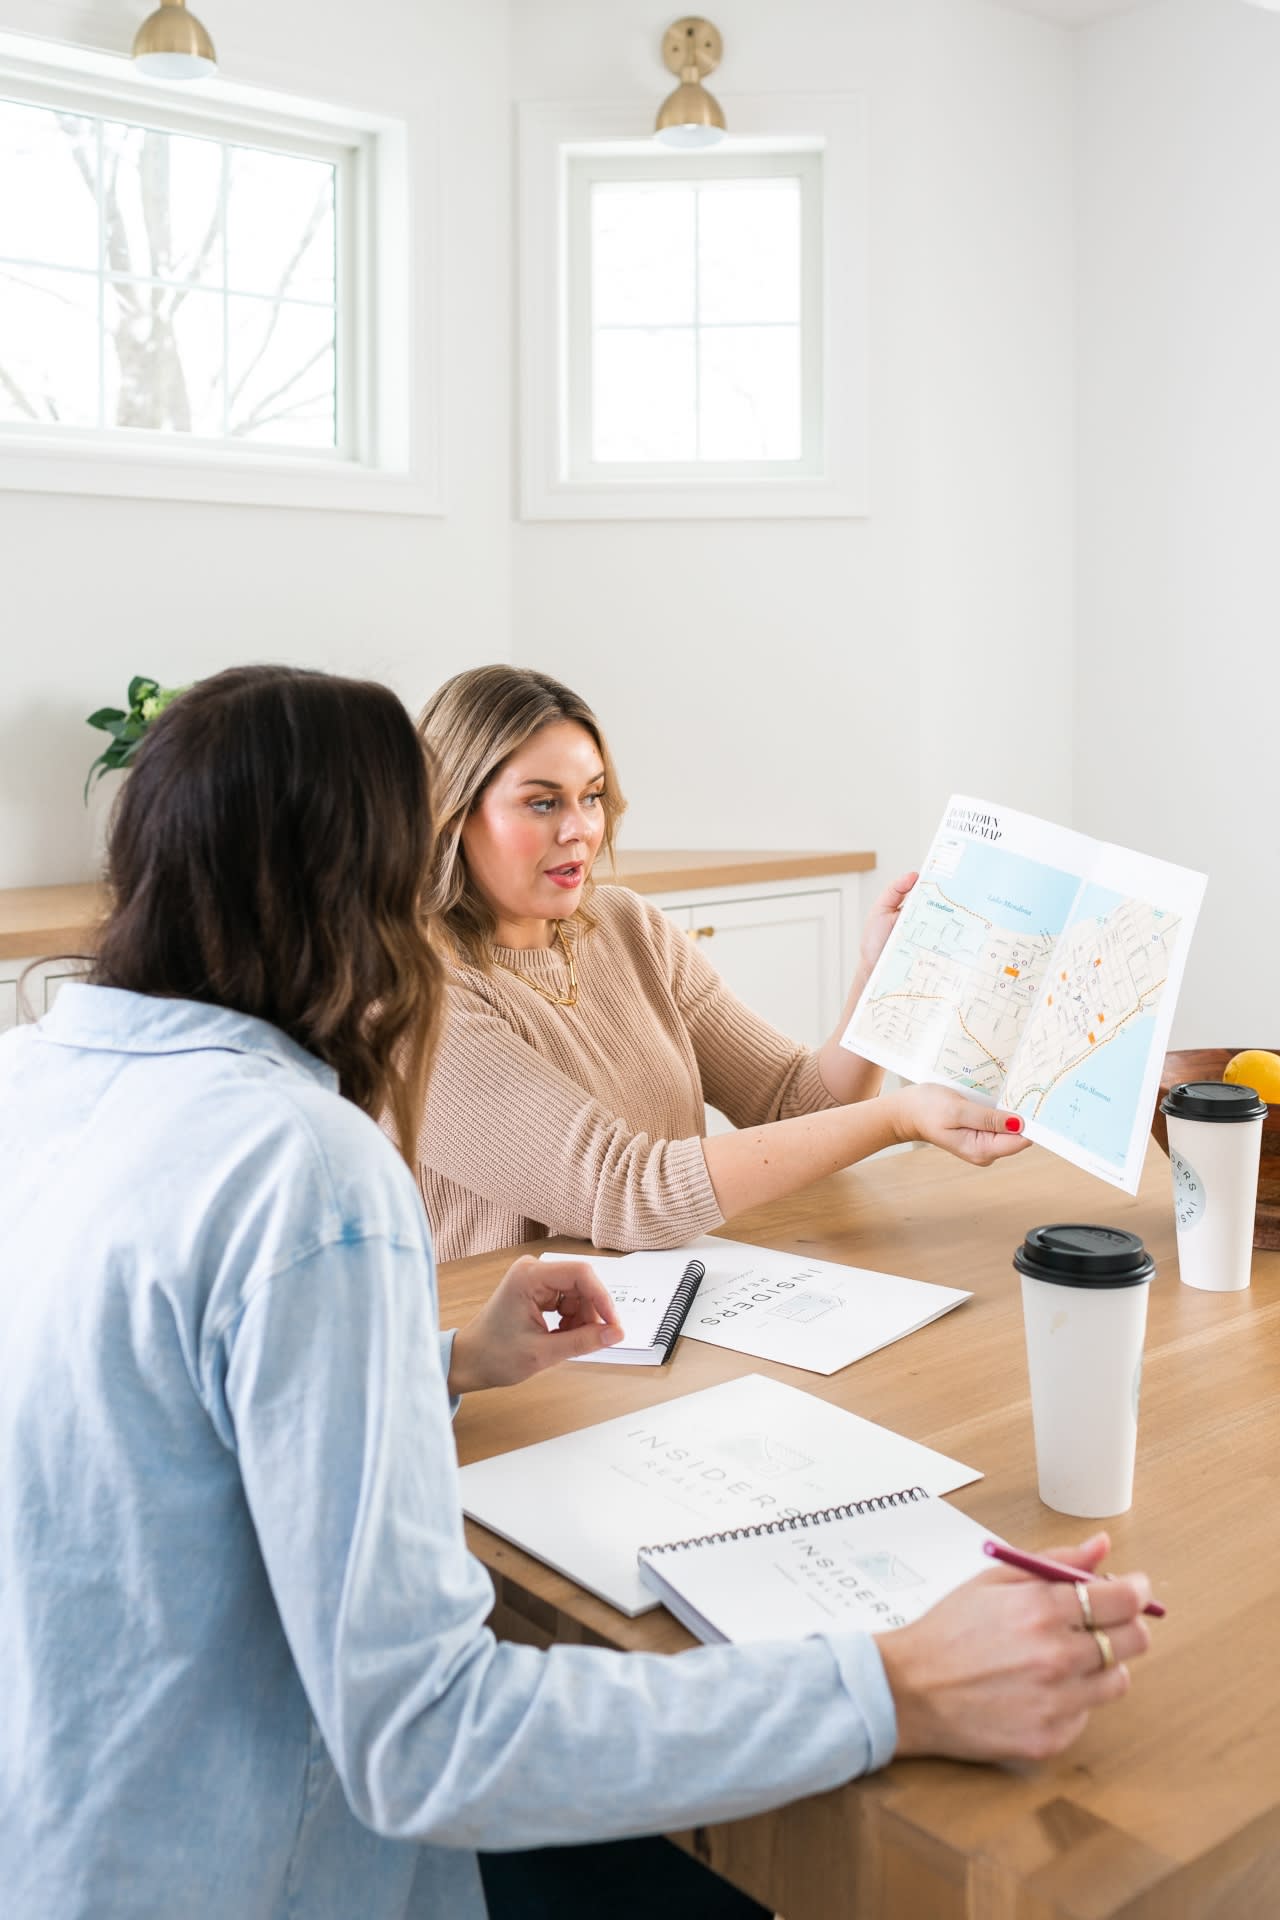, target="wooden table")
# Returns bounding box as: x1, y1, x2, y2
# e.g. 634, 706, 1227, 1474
443, 1144, 1280, 1919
